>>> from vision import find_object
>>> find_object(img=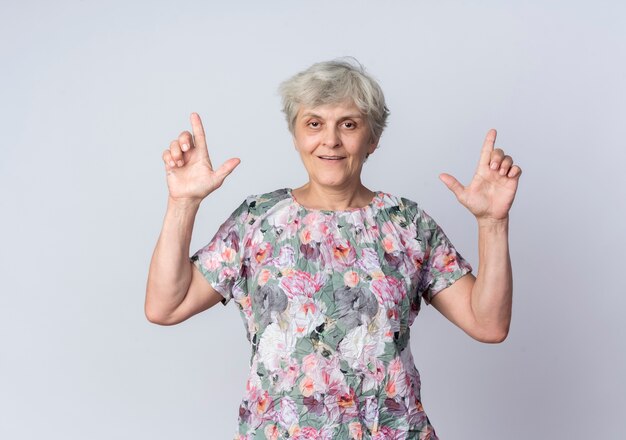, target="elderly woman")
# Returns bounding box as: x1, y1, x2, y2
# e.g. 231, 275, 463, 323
145, 59, 521, 439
